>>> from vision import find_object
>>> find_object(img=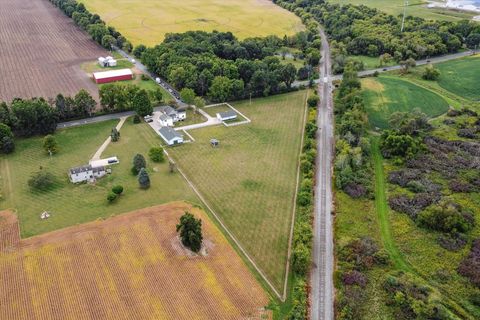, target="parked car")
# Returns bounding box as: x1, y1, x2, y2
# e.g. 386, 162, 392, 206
144, 115, 153, 123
